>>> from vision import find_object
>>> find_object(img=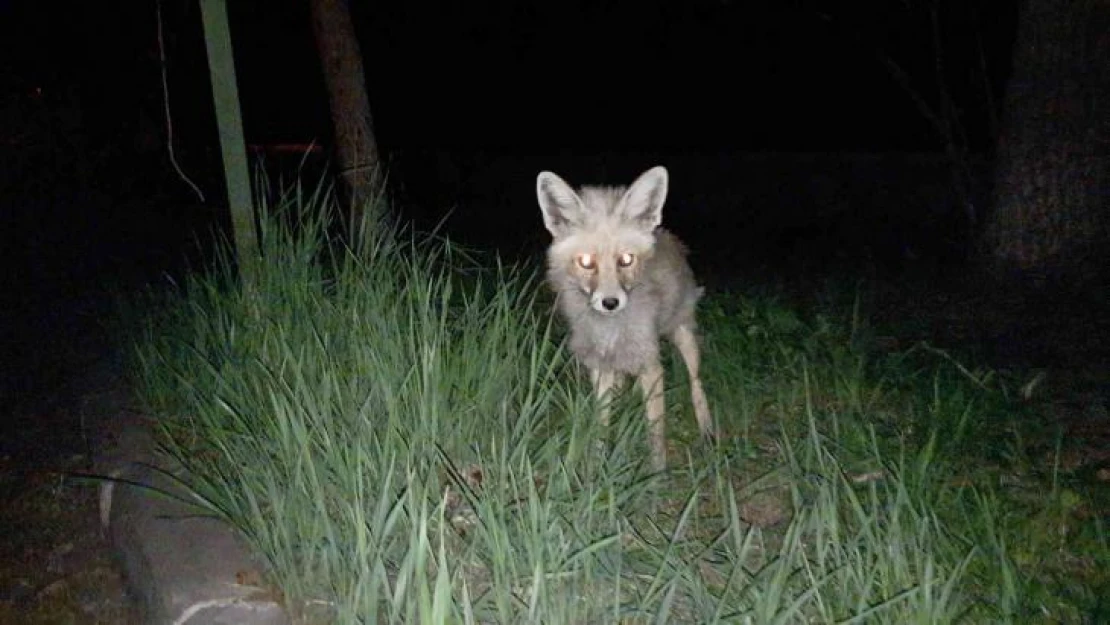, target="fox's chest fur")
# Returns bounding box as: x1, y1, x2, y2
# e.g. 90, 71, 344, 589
559, 289, 663, 374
